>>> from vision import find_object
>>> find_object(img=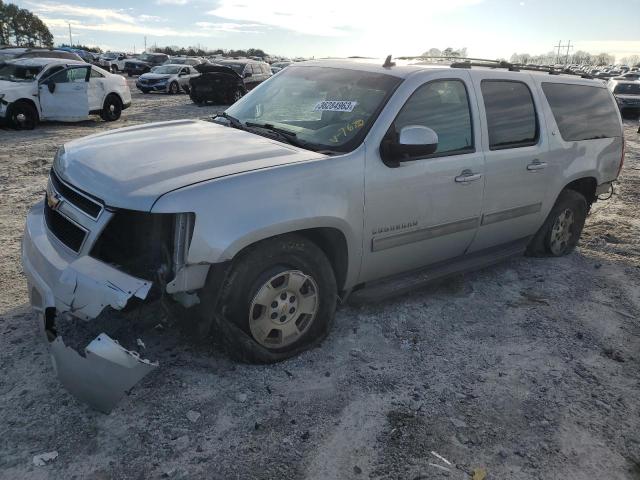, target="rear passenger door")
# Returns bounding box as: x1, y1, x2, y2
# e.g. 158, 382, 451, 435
467, 73, 552, 253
